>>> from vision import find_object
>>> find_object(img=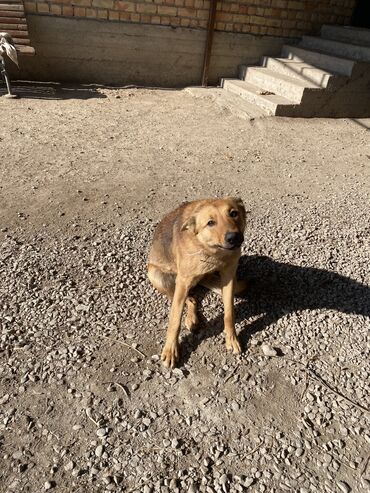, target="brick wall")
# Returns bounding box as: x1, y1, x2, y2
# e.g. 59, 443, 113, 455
24, 0, 356, 37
